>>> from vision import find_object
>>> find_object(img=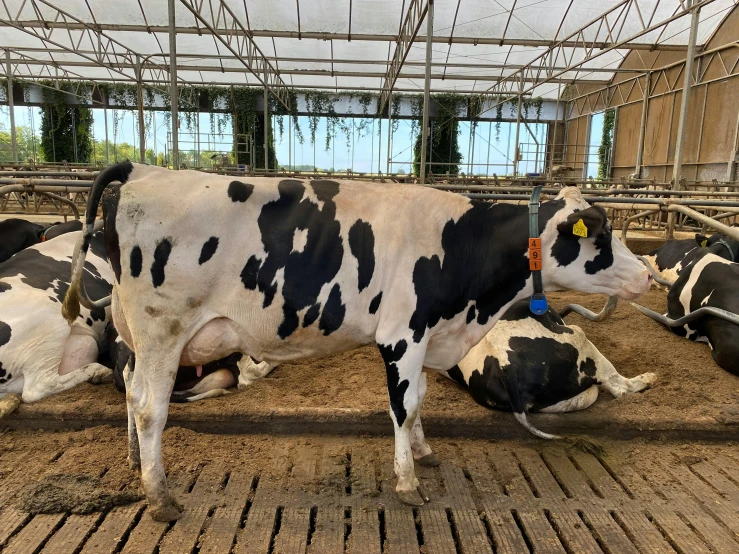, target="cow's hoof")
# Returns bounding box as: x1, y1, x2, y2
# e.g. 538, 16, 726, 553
397, 488, 425, 506
149, 500, 183, 522
417, 453, 441, 467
